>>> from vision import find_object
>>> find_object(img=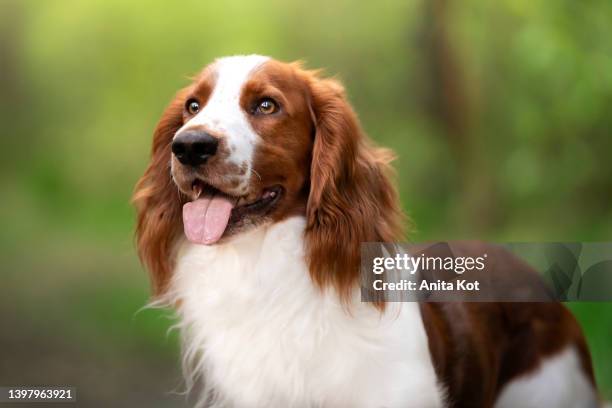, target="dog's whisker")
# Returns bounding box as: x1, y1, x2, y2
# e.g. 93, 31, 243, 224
251, 169, 262, 181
